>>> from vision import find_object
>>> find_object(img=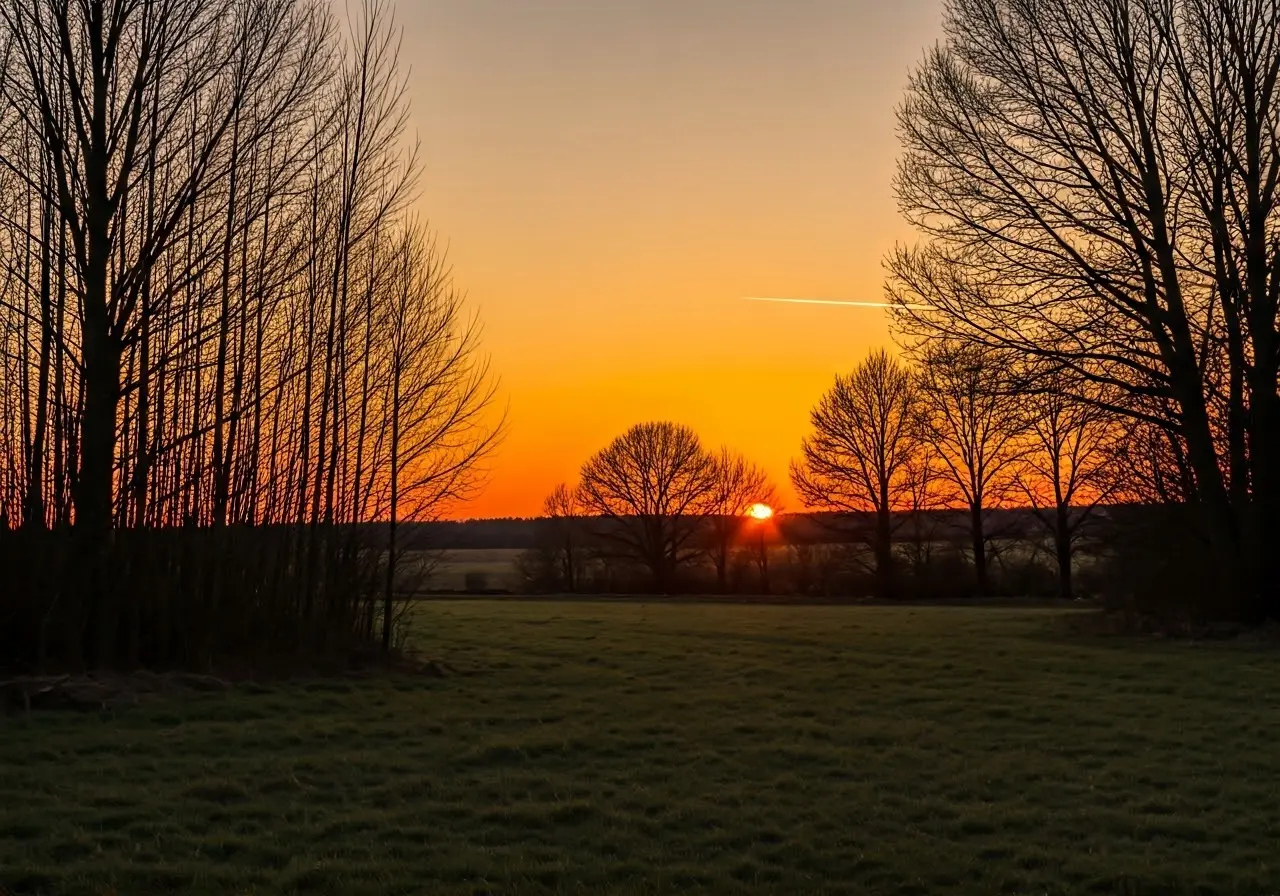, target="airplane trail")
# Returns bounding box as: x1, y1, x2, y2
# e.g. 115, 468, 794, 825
743, 296, 933, 310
